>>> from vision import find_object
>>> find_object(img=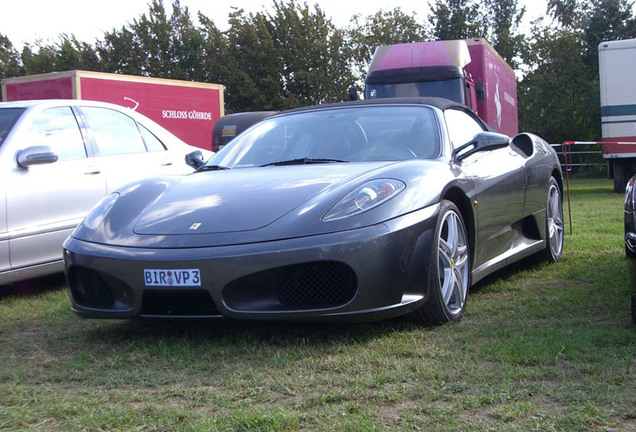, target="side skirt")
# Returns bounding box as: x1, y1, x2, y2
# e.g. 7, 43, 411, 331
471, 239, 545, 285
